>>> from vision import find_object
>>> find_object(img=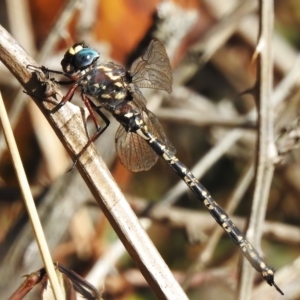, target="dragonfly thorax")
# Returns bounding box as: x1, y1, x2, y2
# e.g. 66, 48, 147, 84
79, 62, 131, 110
